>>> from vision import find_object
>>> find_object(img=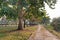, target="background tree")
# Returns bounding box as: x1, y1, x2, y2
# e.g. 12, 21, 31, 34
41, 16, 50, 25
51, 17, 60, 31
